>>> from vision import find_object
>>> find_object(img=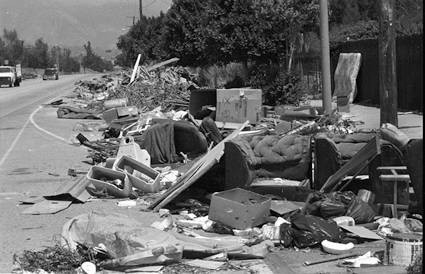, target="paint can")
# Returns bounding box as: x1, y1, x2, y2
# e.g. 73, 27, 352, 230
384, 233, 422, 266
